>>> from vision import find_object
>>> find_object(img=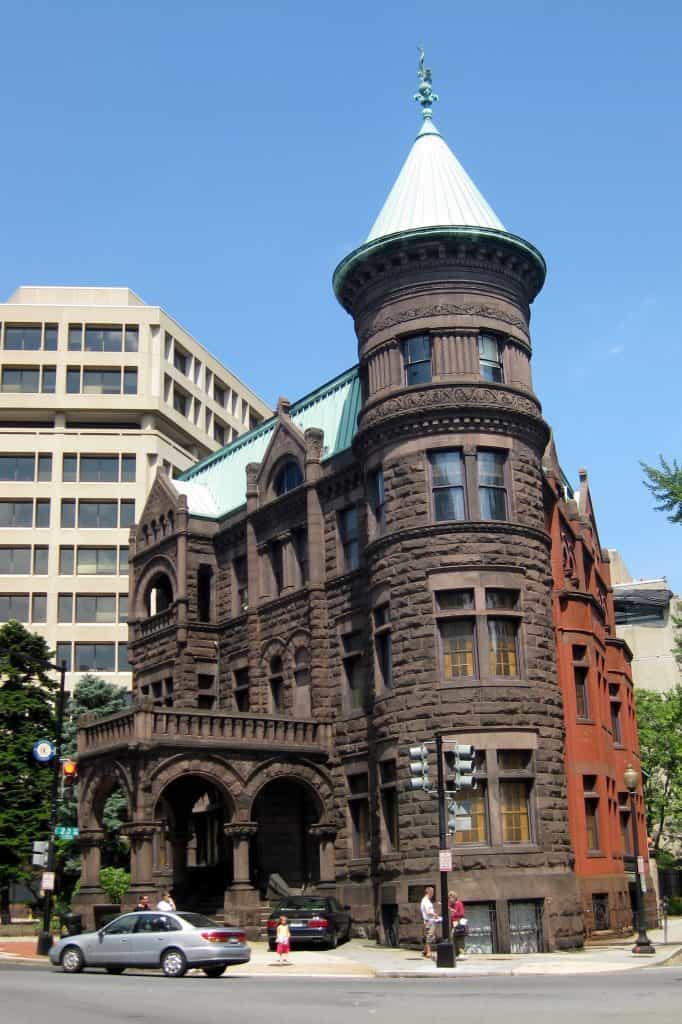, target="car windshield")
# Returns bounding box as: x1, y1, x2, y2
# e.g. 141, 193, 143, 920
274, 898, 327, 913
176, 912, 219, 928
